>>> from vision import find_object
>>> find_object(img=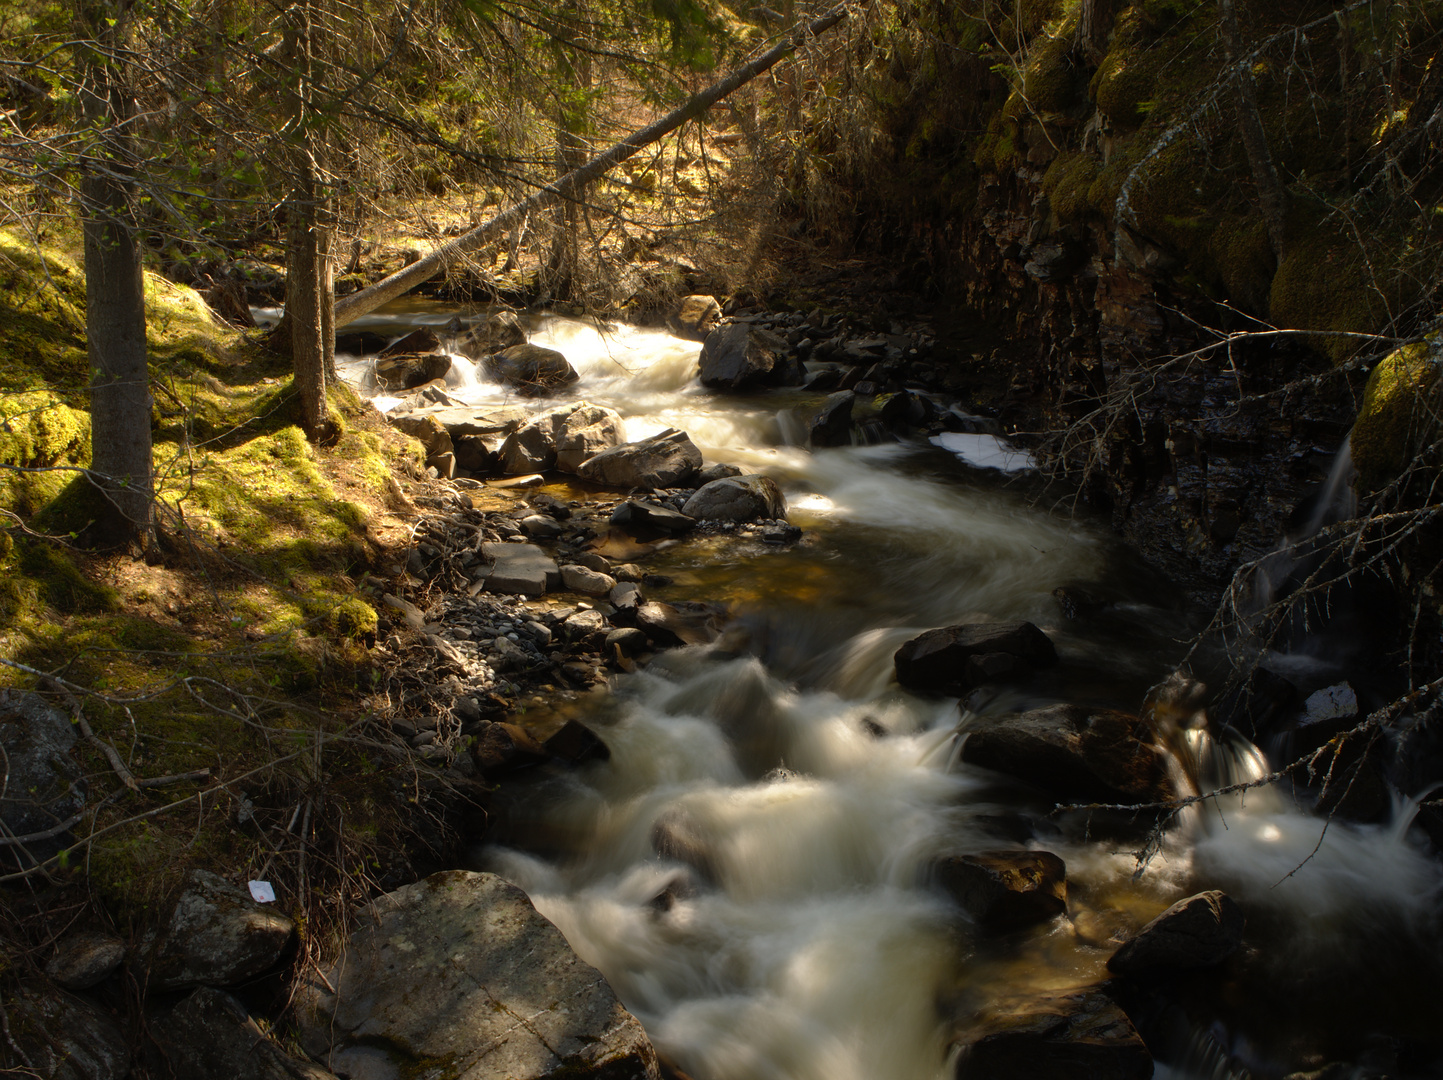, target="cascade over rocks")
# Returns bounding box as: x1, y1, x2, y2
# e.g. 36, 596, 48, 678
1108, 891, 1245, 976
961, 704, 1173, 805
577, 428, 703, 489
456, 309, 527, 360
894, 622, 1058, 696
294, 870, 661, 1080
